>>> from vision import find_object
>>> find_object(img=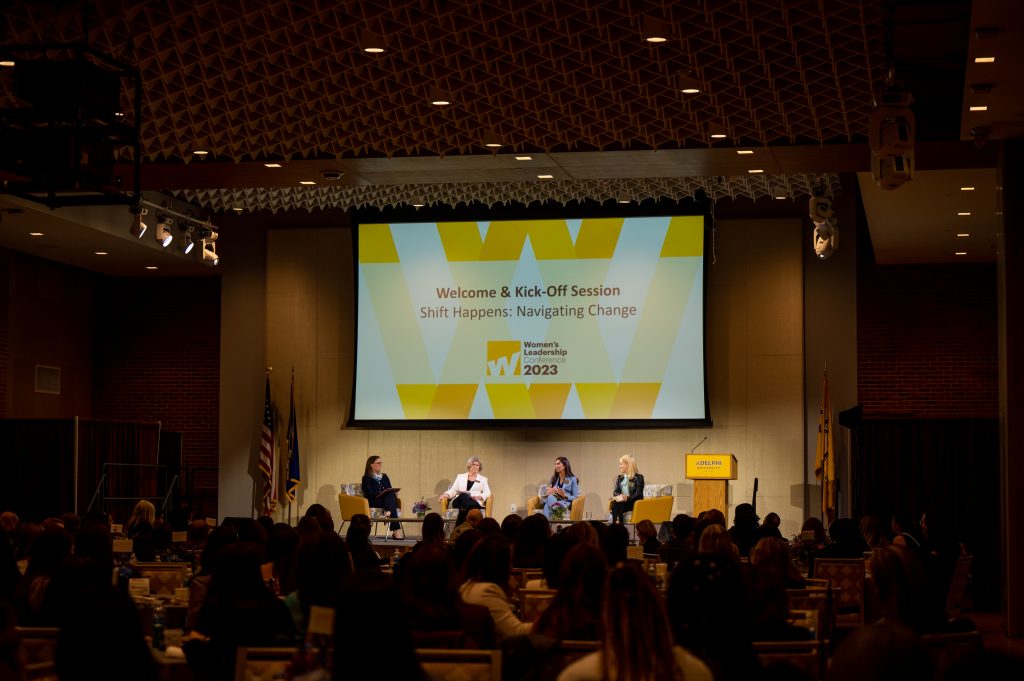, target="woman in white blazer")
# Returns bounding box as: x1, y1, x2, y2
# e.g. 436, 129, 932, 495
440, 456, 491, 511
